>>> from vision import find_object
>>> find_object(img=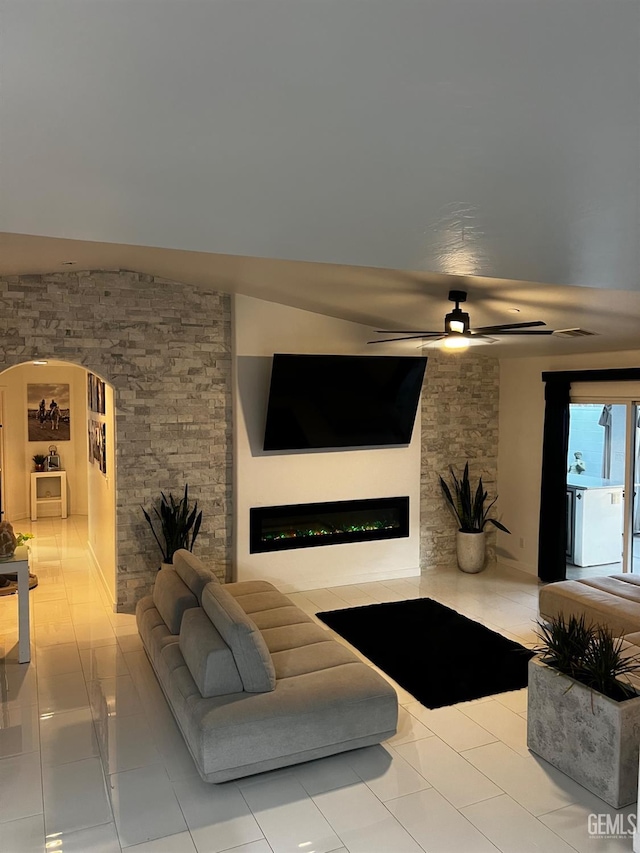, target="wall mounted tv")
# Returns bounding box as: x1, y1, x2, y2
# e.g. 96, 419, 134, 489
263, 354, 427, 451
